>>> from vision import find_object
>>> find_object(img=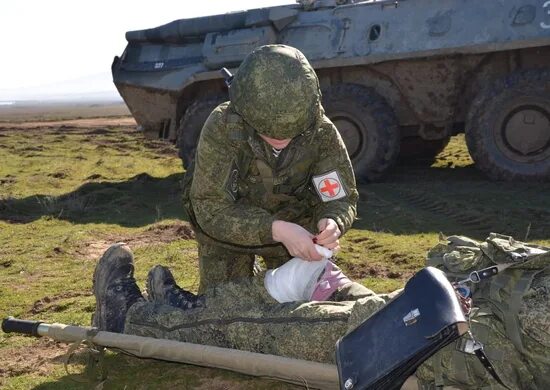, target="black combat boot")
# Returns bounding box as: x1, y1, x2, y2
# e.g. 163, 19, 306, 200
146, 265, 204, 309
92, 243, 144, 333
